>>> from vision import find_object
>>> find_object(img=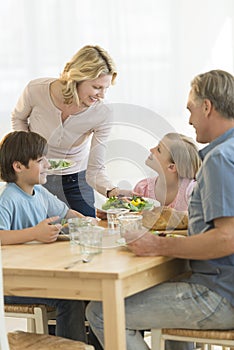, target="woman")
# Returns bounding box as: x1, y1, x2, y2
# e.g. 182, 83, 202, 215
12, 45, 130, 217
